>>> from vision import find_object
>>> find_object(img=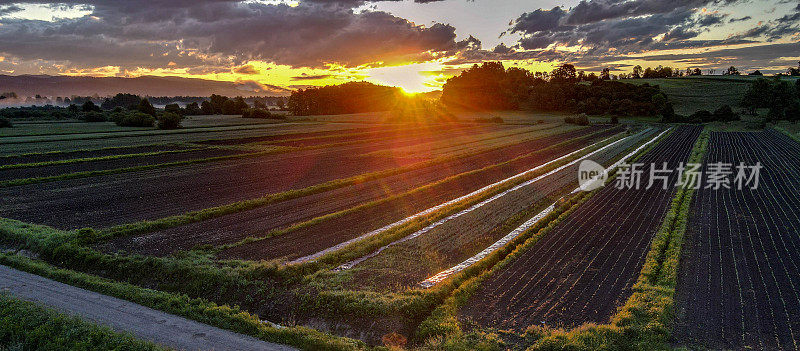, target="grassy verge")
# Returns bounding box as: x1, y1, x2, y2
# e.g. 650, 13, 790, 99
414, 127, 679, 348
219, 129, 627, 253
0, 293, 168, 351
94, 126, 620, 241
774, 124, 800, 143
0, 228, 367, 350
